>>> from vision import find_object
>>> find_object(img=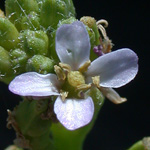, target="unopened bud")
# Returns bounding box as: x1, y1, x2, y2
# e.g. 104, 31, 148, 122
5, 0, 39, 31
10, 49, 28, 74
0, 46, 13, 77
0, 18, 19, 51
26, 55, 54, 74
19, 30, 48, 56
40, 0, 75, 29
